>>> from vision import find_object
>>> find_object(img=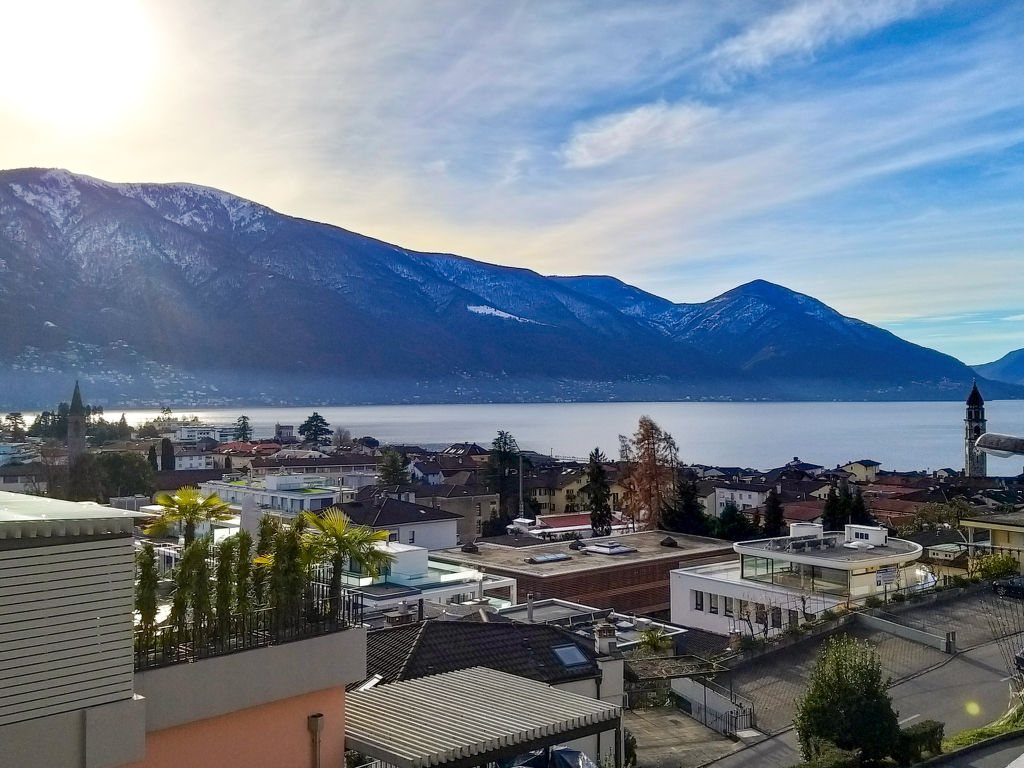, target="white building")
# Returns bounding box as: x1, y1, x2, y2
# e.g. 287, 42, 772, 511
200, 473, 354, 519
341, 494, 461, 551
671, 523, 924, 638
711, 482, 773, 516
174, 448, 216, 470
175, 424, 236, 442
